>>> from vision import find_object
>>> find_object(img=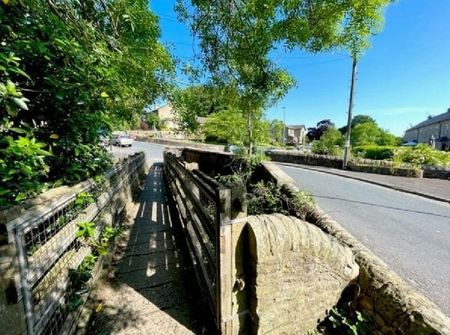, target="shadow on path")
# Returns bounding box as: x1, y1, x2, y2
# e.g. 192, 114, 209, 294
88, 163, 201, 334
